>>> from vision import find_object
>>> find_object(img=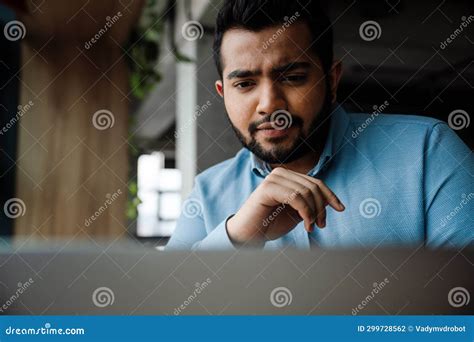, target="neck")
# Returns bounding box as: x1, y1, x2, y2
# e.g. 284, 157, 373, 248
269, 150, 321, 175
267, 102, 333, 175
